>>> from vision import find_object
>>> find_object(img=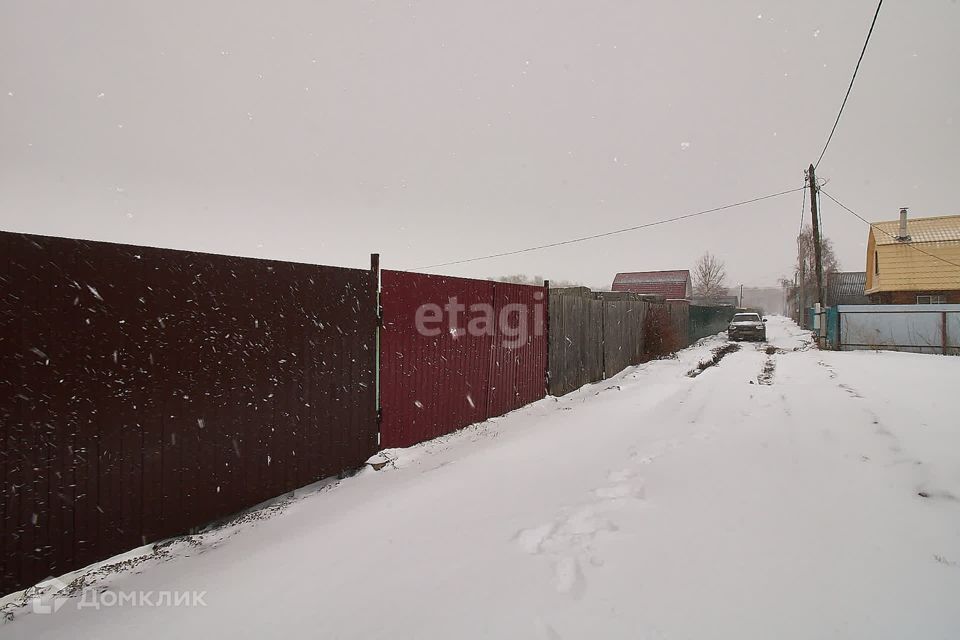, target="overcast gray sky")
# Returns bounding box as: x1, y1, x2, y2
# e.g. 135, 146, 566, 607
2, 1, 957, 289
